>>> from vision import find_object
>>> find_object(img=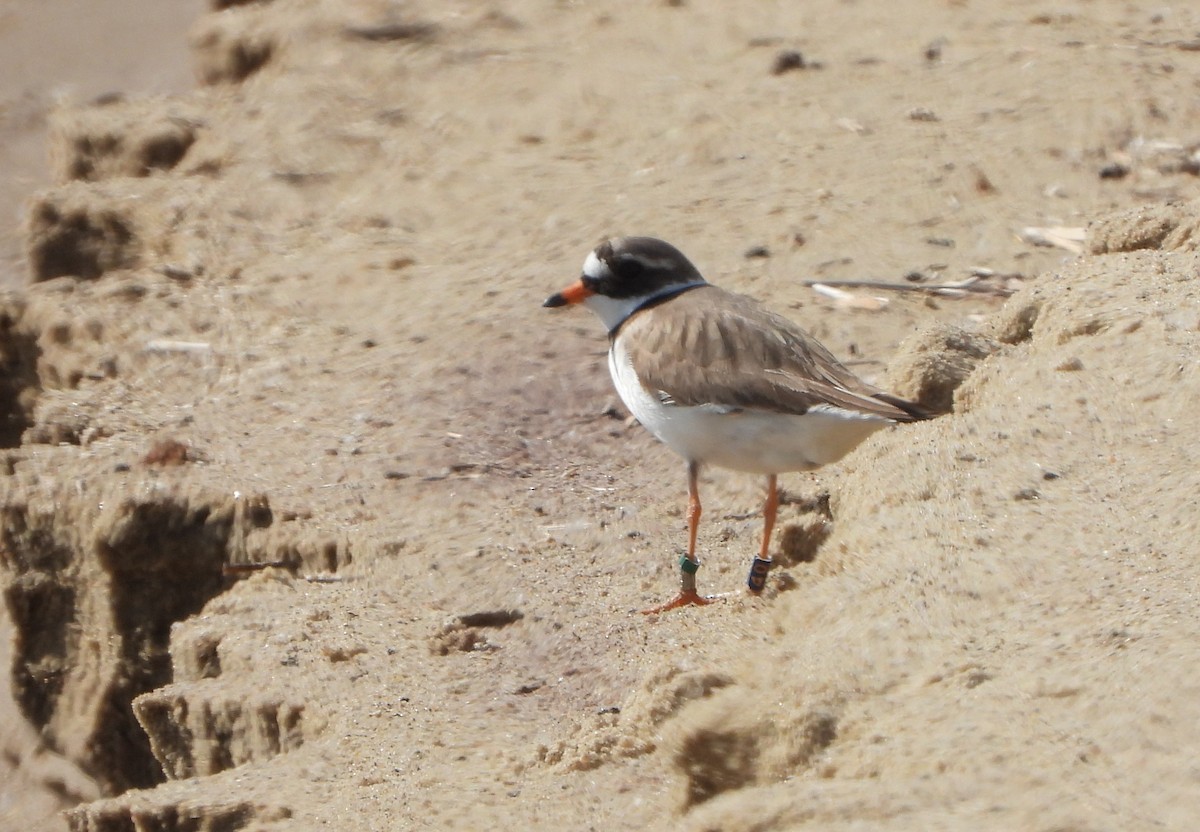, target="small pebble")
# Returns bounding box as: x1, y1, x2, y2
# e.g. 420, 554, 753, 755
771, 50, 805, 75
1099, 162, 1130, 180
